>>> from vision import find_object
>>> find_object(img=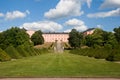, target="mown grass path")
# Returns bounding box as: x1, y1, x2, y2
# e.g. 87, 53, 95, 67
0, 51, 120, 77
